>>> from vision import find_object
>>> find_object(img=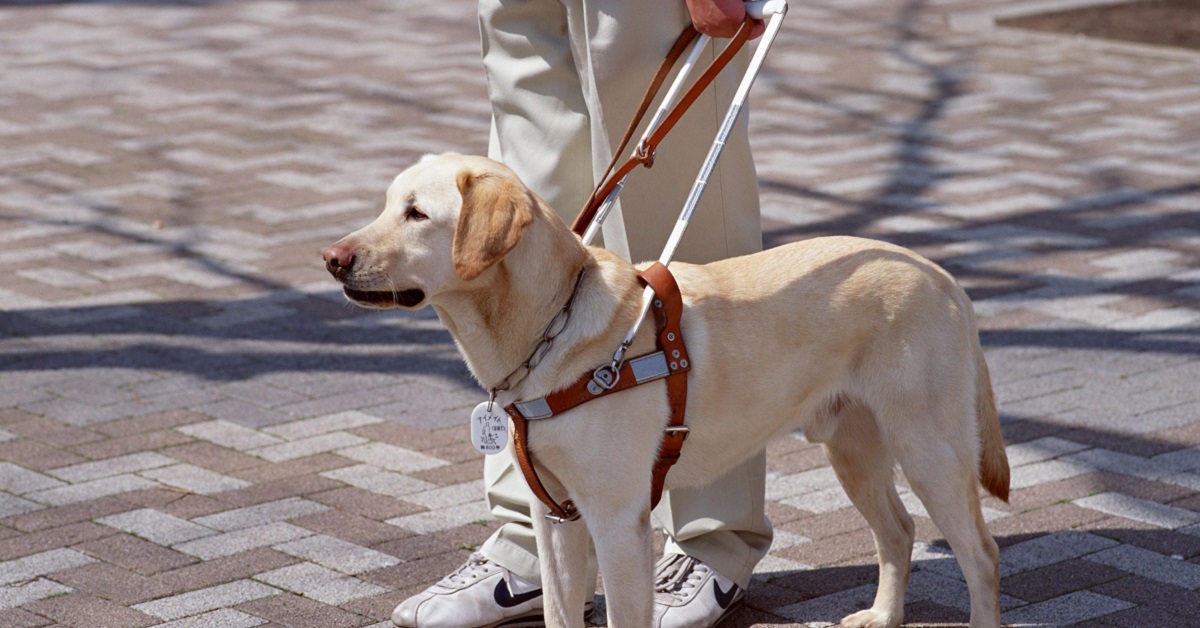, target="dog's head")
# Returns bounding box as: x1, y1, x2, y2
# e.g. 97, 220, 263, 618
322, 154, 536, 309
